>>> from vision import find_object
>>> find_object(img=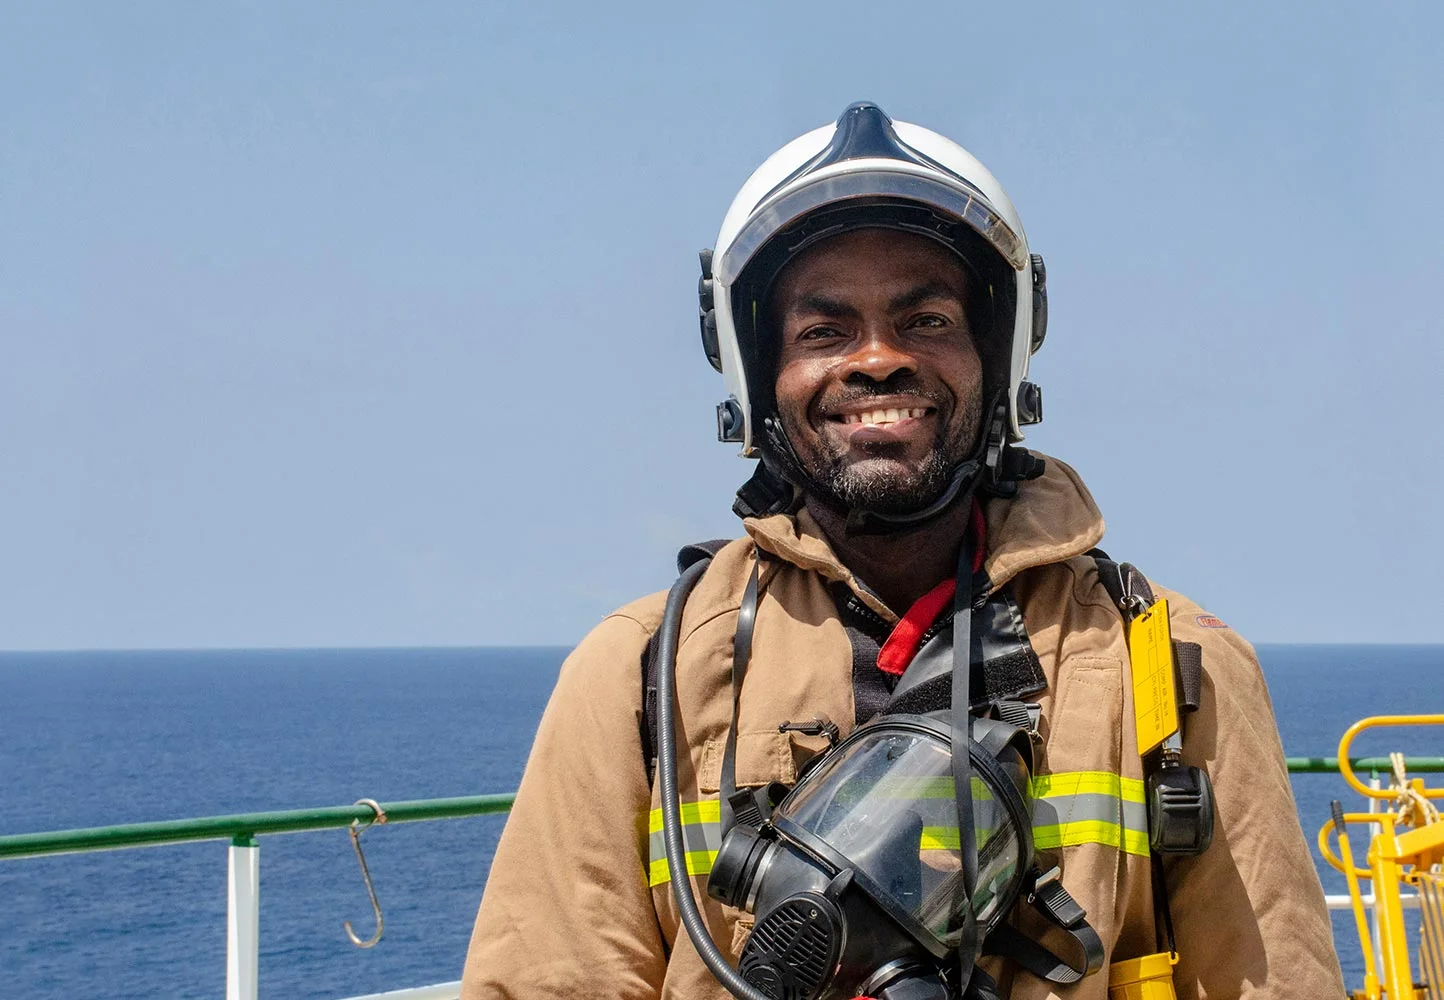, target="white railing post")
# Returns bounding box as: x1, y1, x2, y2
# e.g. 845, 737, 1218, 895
1368, 774, 1385, 980
227, 835, 260, 1000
